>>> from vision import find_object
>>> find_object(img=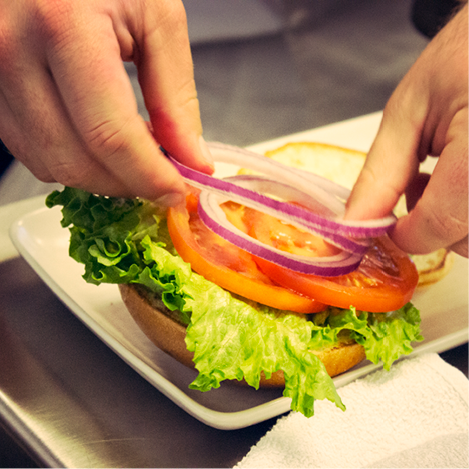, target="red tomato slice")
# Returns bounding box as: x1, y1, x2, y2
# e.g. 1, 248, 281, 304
245, 208, 419, 312
166, 192, 326, 314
